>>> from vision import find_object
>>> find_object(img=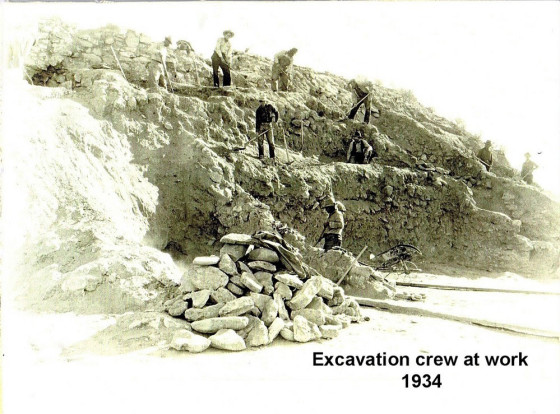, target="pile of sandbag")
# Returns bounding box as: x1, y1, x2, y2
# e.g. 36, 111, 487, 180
164, 231, 363, 352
